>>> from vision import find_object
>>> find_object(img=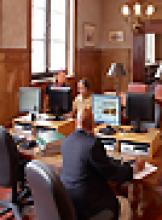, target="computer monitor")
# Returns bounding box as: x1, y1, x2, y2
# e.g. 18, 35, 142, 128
126, 92, 155, 132
19, 87, 41, 113
92, 94, 121, 126
48, 86, 72, 119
